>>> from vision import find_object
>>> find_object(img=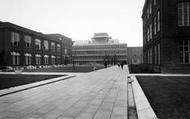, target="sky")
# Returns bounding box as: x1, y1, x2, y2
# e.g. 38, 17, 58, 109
0, 0, 145, 46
